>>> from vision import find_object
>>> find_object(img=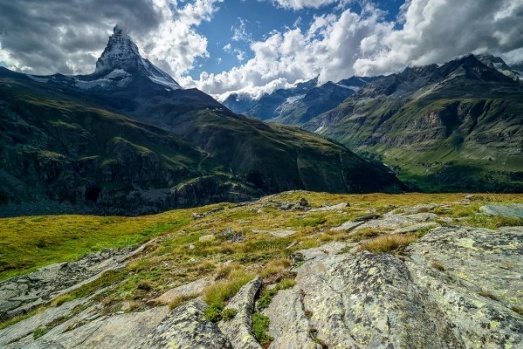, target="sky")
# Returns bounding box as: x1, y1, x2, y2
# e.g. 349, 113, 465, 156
0, 0, 522, 100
